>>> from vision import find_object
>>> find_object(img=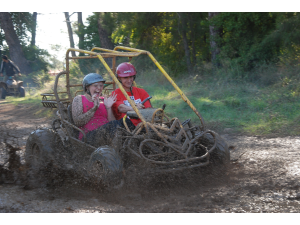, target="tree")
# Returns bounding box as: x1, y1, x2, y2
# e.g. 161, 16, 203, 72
77, 12, 84, 53
96, 12, 114, 50
208, 12, 221, 67
81, 12, 300, 76
177, 13, 193, 75
96, 12, 114, 67
31, 12, 37, 46
64, 12, 76, 57
212, 12, 280, 71
0, 12, 32, 74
